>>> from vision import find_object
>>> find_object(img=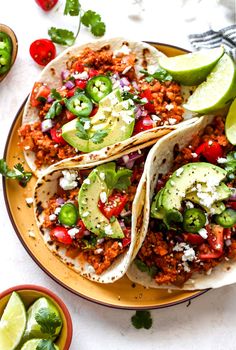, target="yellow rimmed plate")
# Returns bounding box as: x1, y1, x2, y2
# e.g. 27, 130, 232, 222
3, 42, 208, 309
